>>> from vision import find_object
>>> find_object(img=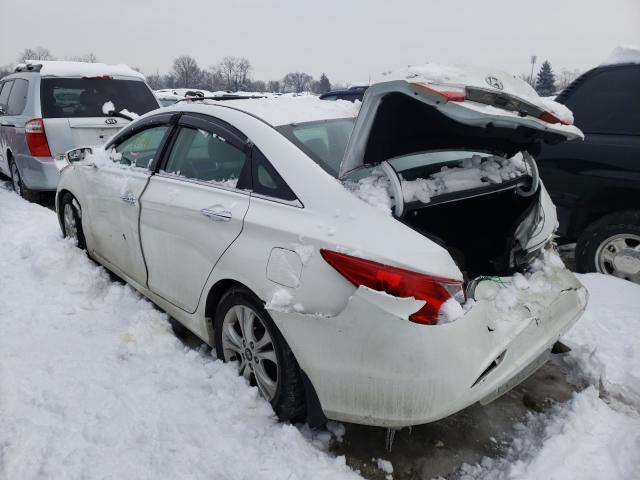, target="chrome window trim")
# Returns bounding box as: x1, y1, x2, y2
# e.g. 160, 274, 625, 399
155, 171, 251, 197
250, 192, 304, 209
